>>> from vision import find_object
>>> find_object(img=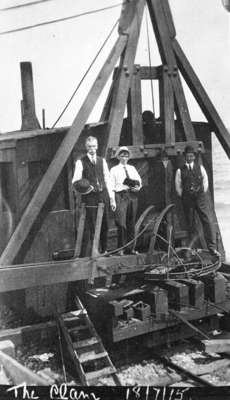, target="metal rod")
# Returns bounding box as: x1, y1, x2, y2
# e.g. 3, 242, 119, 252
152, 353, 215, 387
169, 309, 210, 340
